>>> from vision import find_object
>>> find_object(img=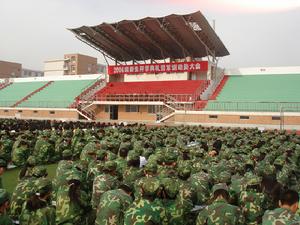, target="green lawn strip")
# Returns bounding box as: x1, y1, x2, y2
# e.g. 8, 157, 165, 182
2, 163, 58, 193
